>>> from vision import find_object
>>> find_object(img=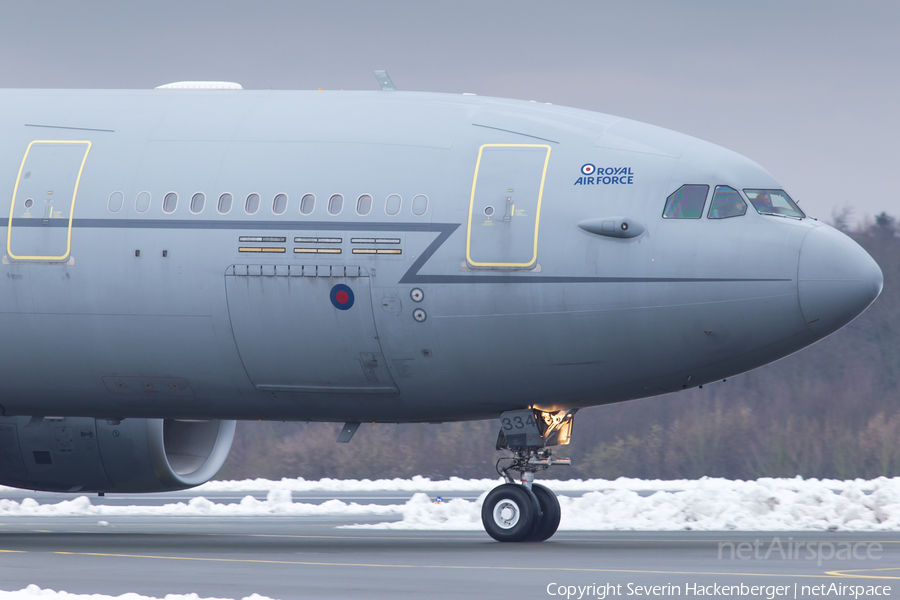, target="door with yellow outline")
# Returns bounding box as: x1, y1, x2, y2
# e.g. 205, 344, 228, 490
7, 140, 91, 262
466, 144, 550, 269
